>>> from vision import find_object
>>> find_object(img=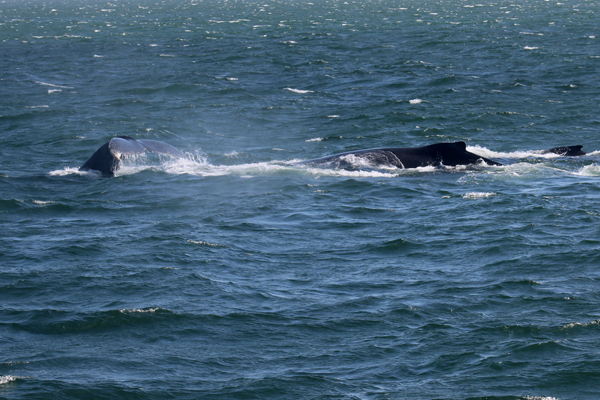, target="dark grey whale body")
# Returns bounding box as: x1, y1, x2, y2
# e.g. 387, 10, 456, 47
539, 145, 586, 157
300, 141, 586, 170
79, 136, 186, 176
